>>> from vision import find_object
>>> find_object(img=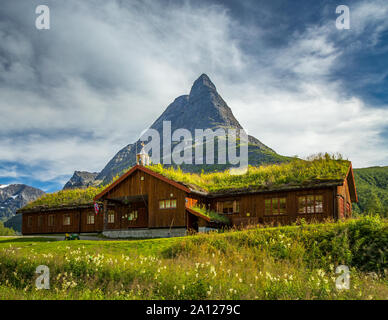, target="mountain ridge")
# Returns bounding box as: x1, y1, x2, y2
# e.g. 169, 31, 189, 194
63, 171, 101, 190
1, 184, 45, 232
66, 73, 290, 187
